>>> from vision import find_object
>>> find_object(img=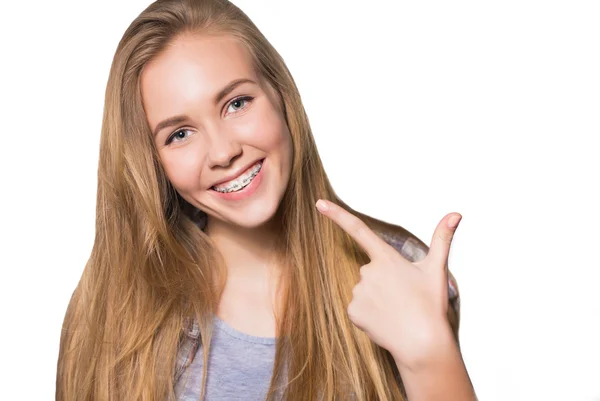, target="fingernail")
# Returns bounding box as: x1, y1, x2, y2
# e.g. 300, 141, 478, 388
448, 214, 462, 229
316, 199, 328, 212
